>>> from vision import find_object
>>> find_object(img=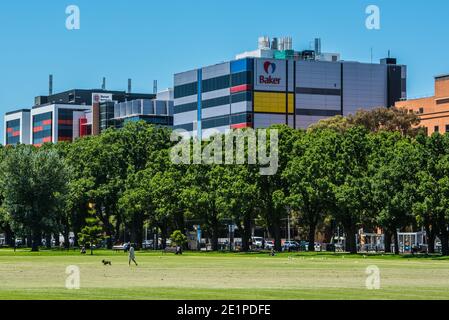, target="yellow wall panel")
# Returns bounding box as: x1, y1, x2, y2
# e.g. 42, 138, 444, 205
254, 92, 294, 114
